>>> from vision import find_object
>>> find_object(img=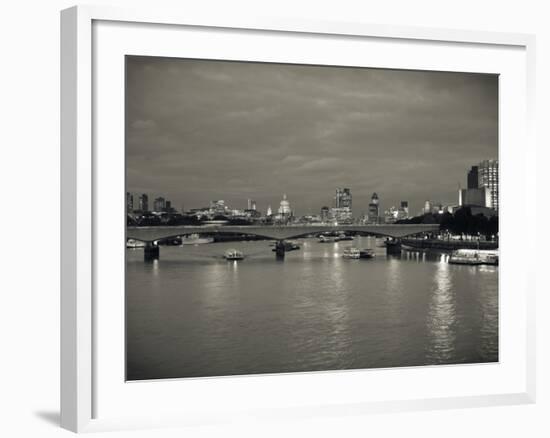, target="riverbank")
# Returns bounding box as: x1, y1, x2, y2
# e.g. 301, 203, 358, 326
401, 238, 498, 251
